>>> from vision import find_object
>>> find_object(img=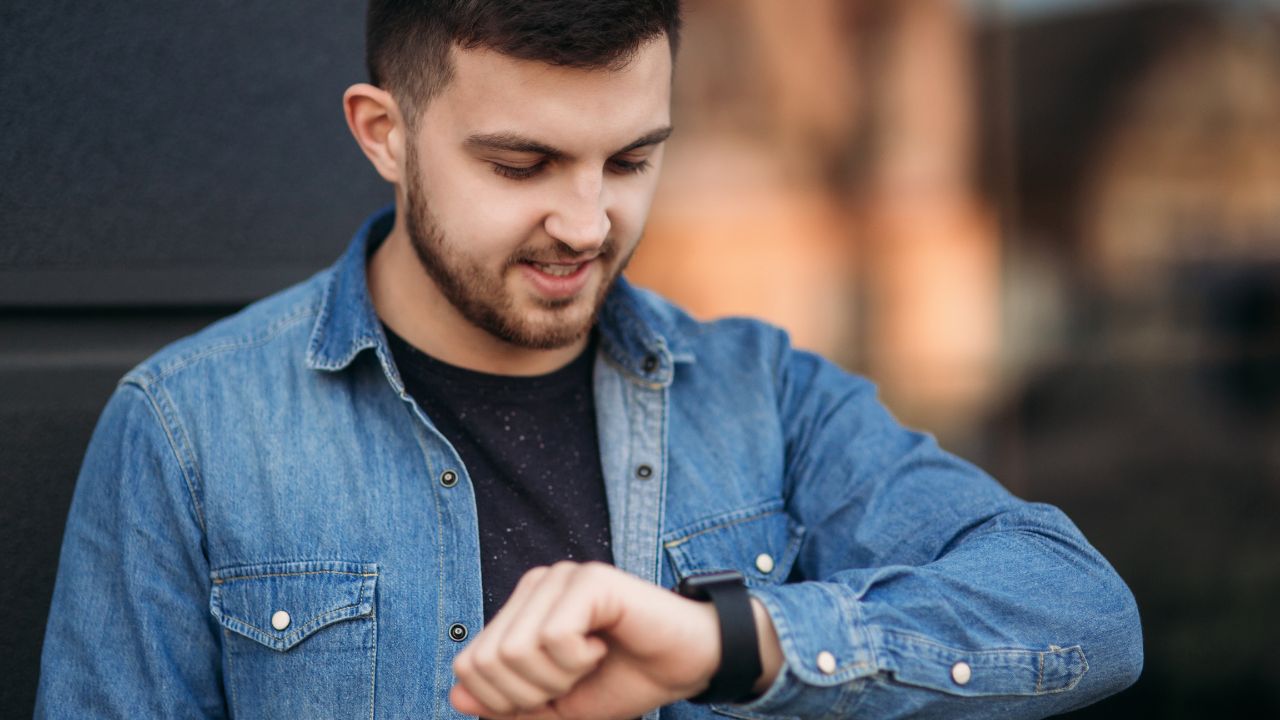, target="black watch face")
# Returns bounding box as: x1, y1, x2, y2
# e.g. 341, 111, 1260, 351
678, 570, 745, 599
